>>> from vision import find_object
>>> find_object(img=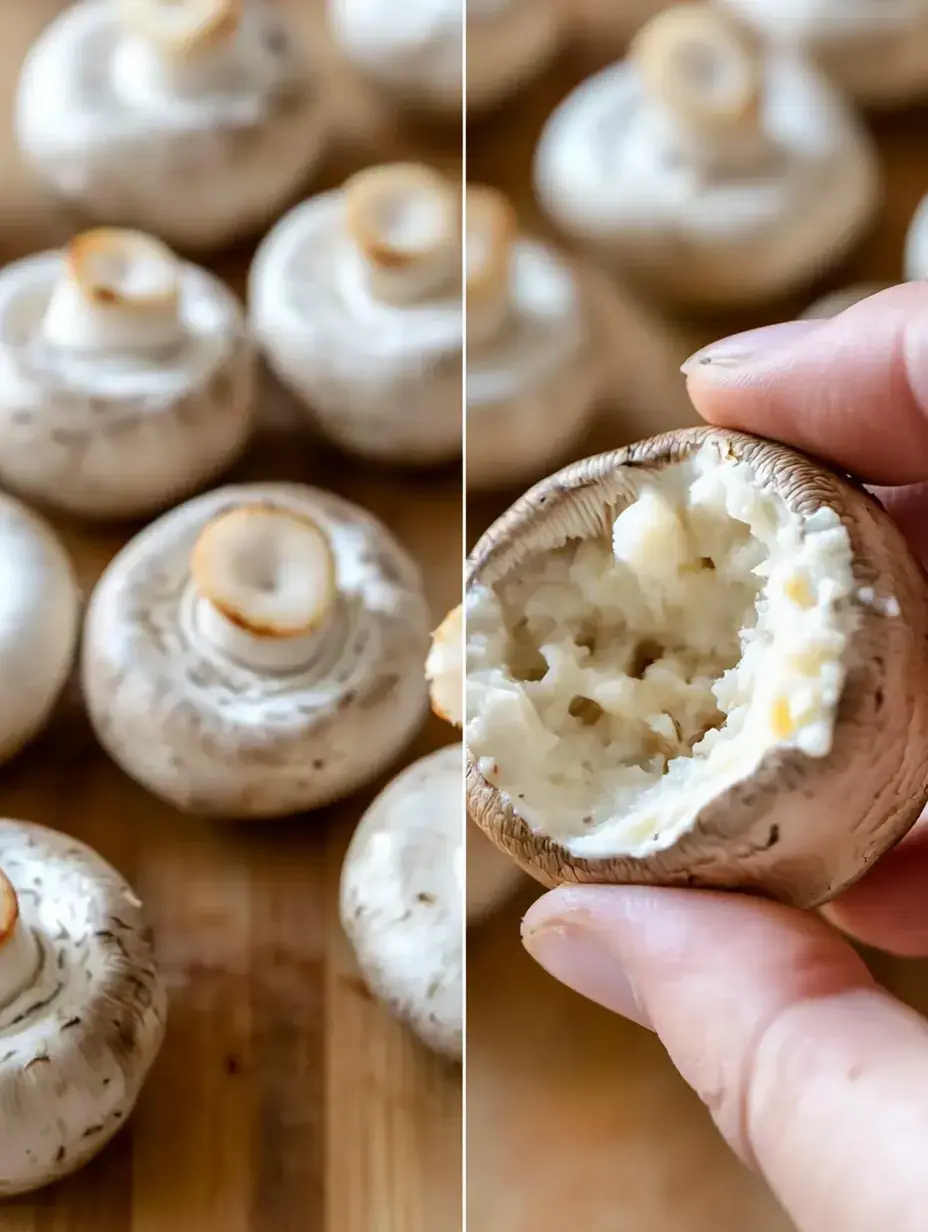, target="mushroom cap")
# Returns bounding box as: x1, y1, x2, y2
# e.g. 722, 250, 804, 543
0, 241, 254, 519
0, 494, 80, 764
465, 426, 928, 909
82, 482, 431, 818
15, 0, 324, 251
340, 743, 463, 1058
0, 819, 165, 1196
248, 185, 462, 465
